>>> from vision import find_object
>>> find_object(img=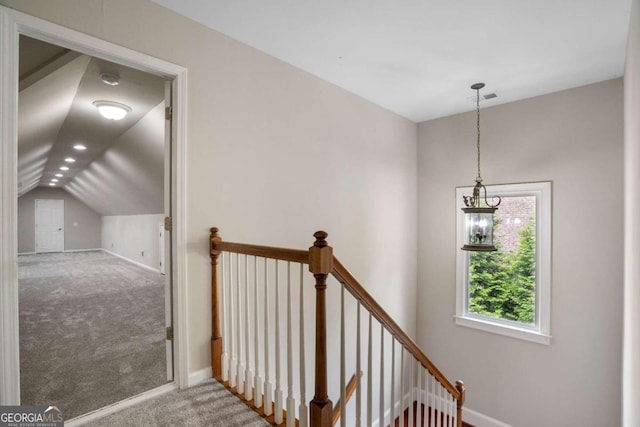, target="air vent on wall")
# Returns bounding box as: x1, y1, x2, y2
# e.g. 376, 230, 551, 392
484, 93, 497, 100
